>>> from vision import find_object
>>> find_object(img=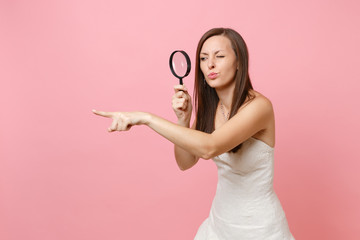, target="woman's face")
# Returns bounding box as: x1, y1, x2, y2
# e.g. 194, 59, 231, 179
200, 35, 238, 90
